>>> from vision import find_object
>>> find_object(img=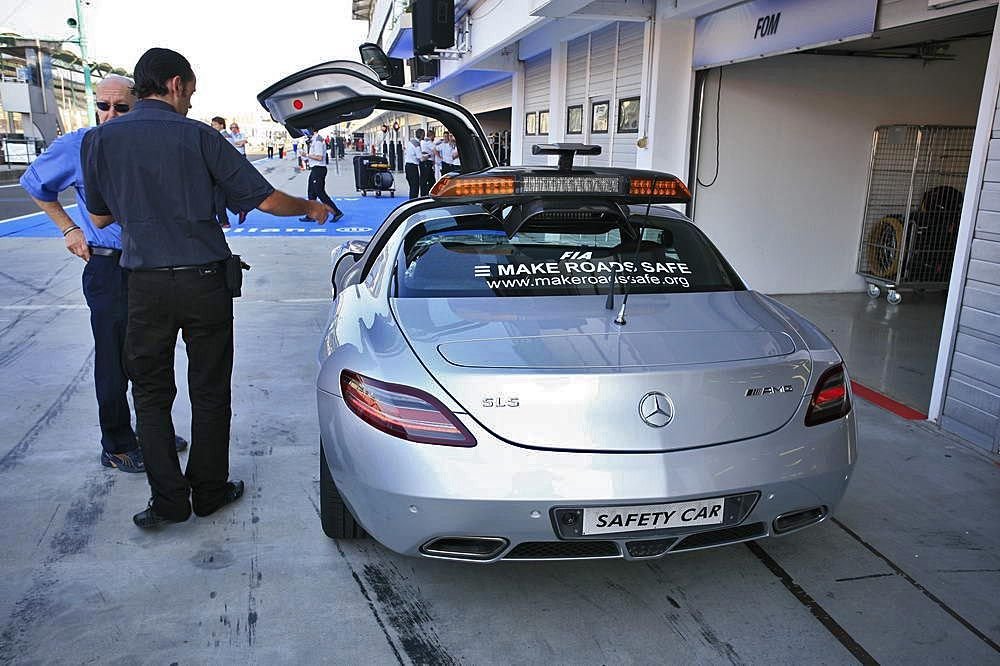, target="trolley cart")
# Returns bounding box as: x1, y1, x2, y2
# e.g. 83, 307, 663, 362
352, 154, 395, 197
856, 125, 973, 305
